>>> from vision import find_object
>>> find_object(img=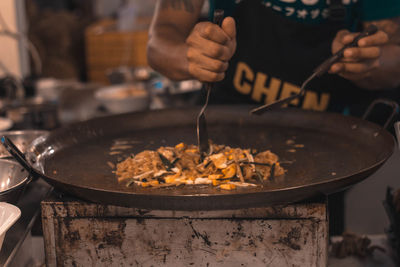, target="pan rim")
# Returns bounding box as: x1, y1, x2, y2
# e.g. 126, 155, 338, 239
33, 106, 396, 202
